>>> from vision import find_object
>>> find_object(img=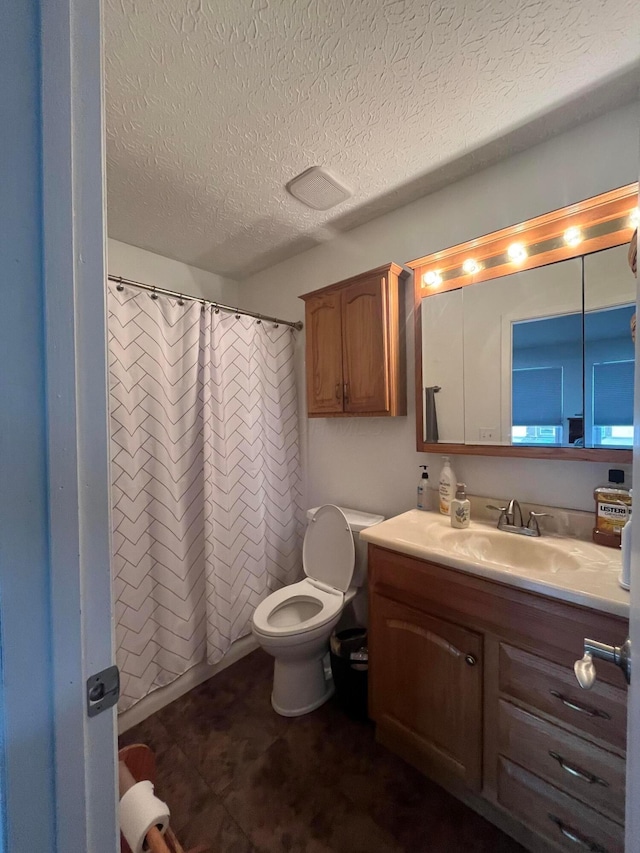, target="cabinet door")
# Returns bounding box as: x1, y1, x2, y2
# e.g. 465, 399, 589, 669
341, 276, 389, 413
305, 292, 343, 414
370, 594, 483, 789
